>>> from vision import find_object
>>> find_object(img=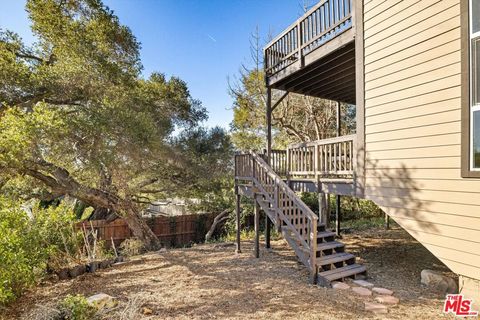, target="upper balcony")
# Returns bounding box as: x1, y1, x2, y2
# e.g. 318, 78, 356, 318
264, 0, 357, 104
